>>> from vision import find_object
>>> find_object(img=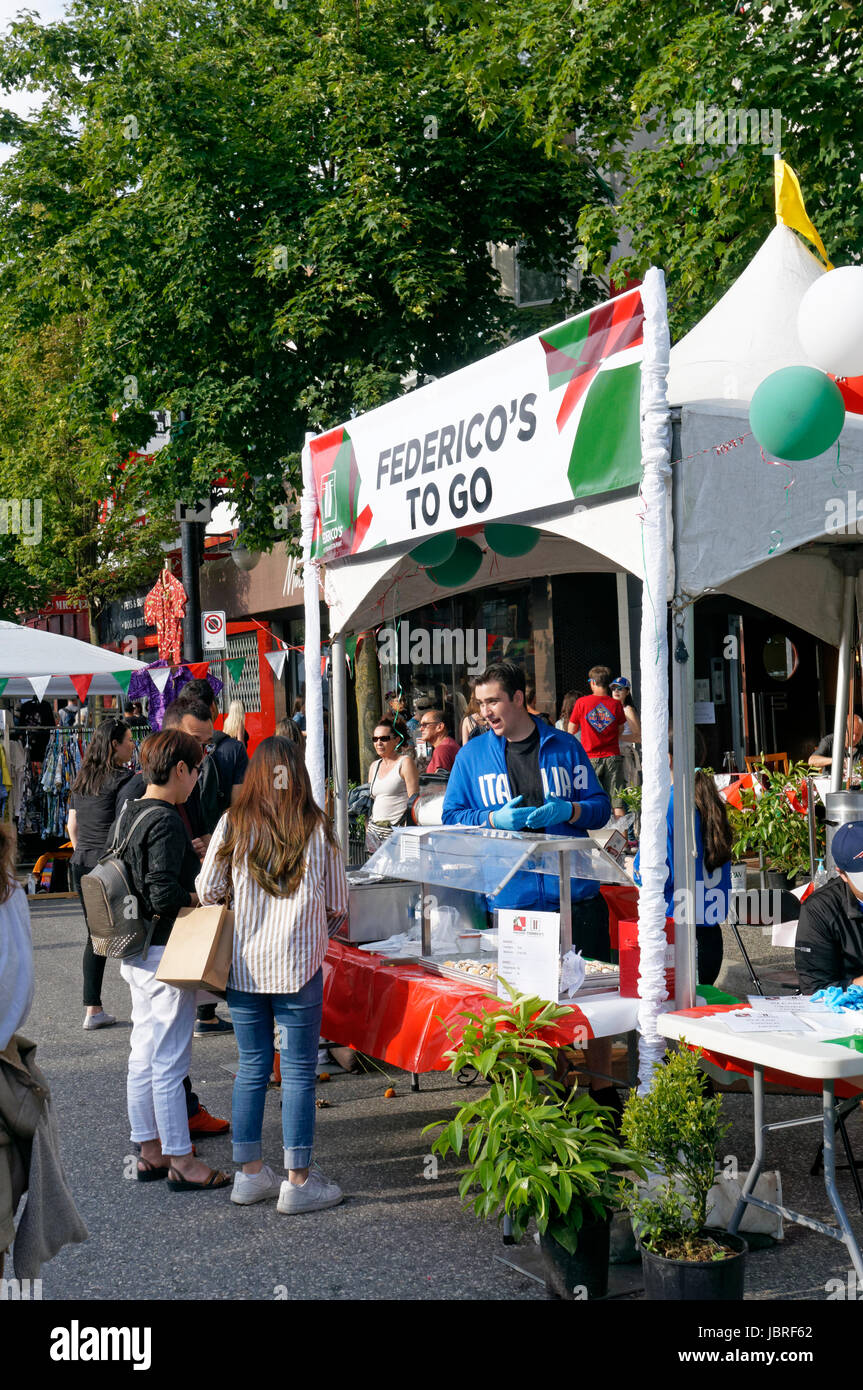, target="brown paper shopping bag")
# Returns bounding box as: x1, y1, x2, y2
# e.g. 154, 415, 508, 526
155, 905, 234, 995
